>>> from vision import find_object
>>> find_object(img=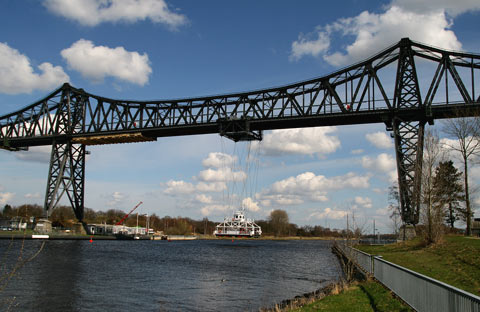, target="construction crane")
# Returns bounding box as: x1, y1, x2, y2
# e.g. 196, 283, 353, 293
115, 201, 143, 225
